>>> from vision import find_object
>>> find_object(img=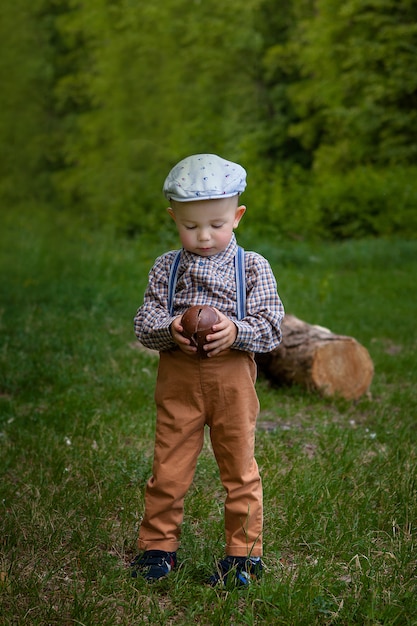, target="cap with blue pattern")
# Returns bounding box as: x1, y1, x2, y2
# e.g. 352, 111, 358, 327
163, 154, 247, 202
